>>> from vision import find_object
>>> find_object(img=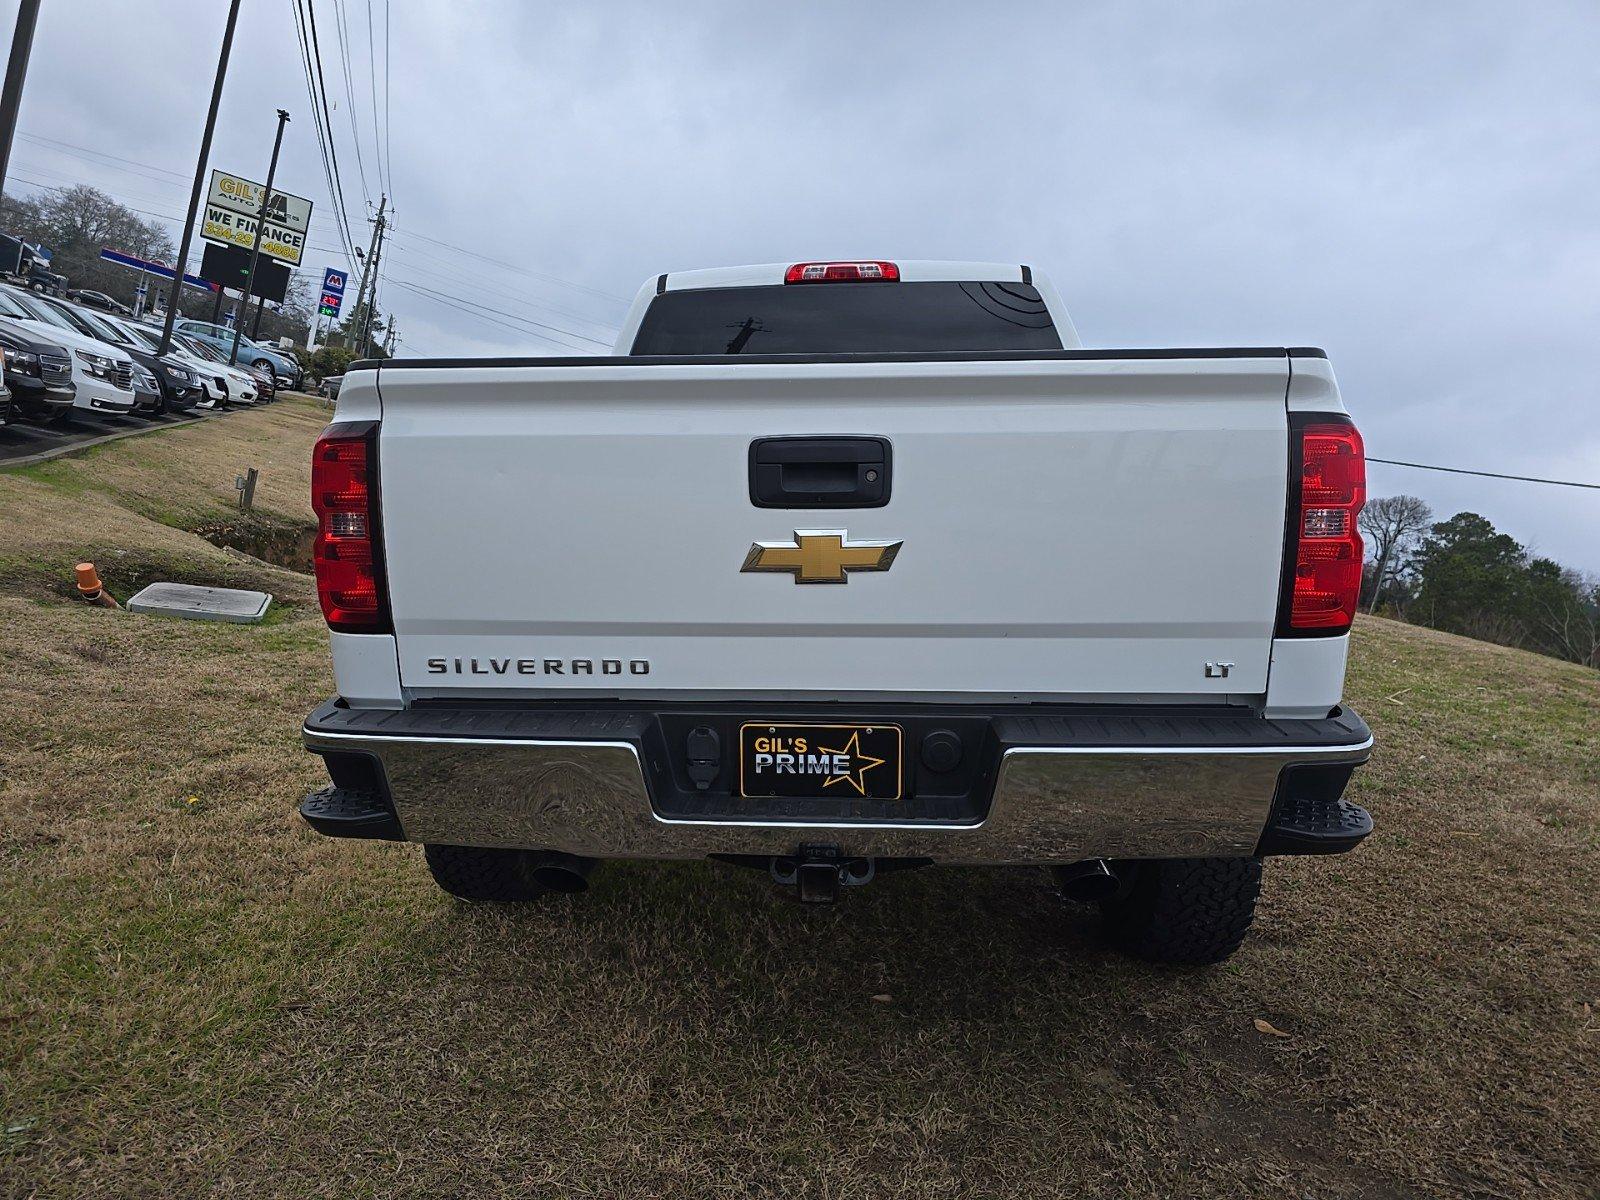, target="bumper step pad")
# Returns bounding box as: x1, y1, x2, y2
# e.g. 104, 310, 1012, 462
299, 785, 405, 841
1258, 792, 1373, 855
